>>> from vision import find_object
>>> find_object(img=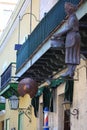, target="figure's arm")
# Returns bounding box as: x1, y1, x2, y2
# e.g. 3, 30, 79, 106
53, 15, 76, 39
52, 25, 71, 39
54, 26, 71, 37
